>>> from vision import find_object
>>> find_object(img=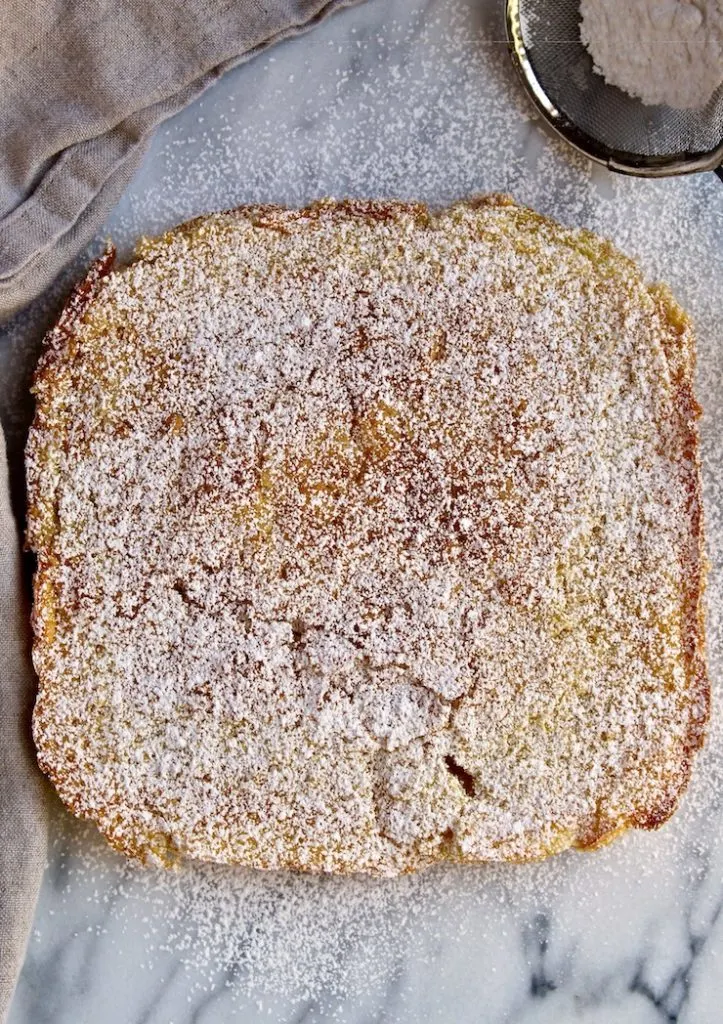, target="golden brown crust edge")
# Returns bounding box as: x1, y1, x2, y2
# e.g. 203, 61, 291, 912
574, 282, 708, 852
27, 248, 120, 843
